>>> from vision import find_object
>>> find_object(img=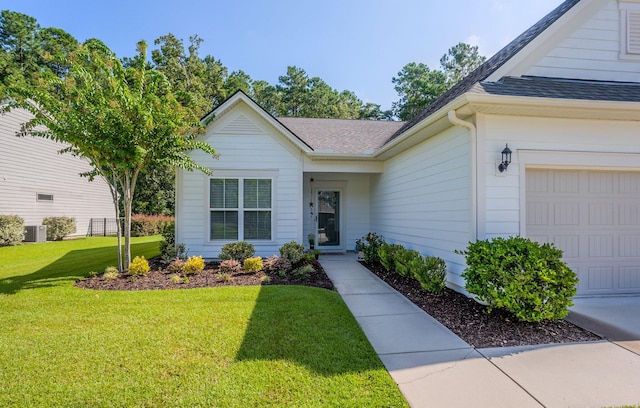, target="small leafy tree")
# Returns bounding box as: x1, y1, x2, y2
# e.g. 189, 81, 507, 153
6, 39, 217, 270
